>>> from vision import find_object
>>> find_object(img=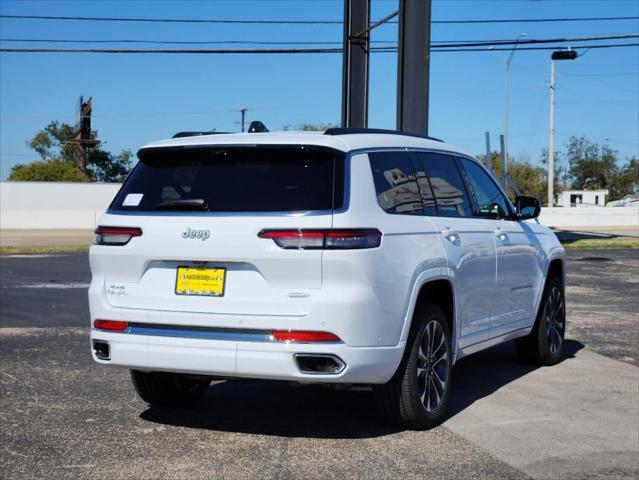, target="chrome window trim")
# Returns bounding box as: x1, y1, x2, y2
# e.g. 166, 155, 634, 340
348, 146, 516, 221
